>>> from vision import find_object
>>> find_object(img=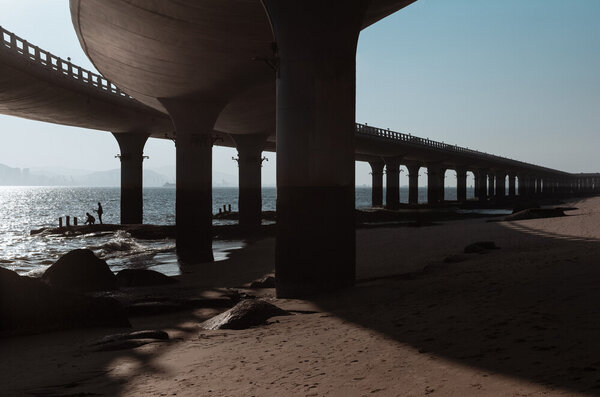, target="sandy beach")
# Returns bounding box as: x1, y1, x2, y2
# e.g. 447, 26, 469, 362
3, 196, 600, 396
